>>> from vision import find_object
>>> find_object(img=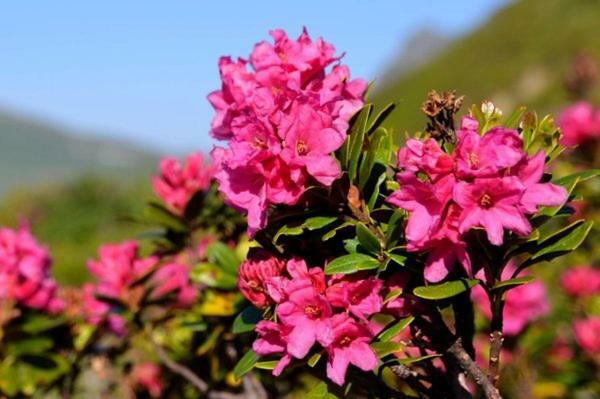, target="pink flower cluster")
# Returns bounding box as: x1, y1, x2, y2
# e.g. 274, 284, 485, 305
560, 265, 600, 297
559, 101, 600, 147
387, 116, 568, 282
0, 225, 64, 314
83, 241, 197, 334
472, 263, 549, 336
130, 363, 164, 398
209, 29, 367, 236
573, 317, 600, 360
239, 249, 381, 385
152, 152, 214, 215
